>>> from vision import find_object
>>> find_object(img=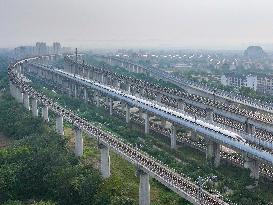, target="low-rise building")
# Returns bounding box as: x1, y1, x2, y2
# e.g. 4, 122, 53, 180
256, 75, 273, 95
221, 73, 273, 95
221, 73, 257, 90
220, 73, 250, 89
